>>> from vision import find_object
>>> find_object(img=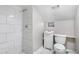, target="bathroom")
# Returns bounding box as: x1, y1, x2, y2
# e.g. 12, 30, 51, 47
33, 5, 77, 54
0, 5, 79, 54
